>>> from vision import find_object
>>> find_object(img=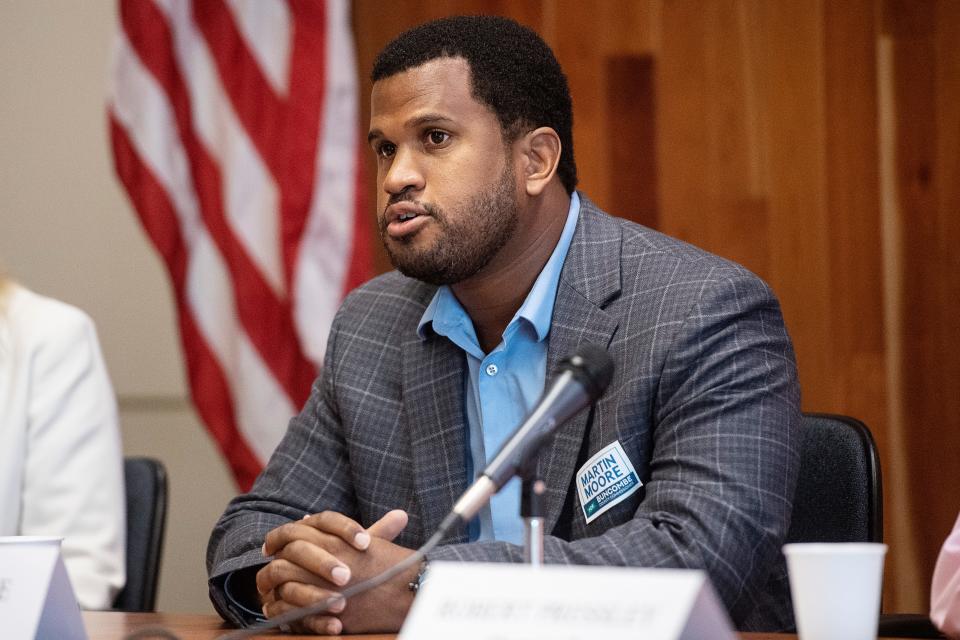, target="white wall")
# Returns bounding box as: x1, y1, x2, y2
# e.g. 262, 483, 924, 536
0, 1, 237, 613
